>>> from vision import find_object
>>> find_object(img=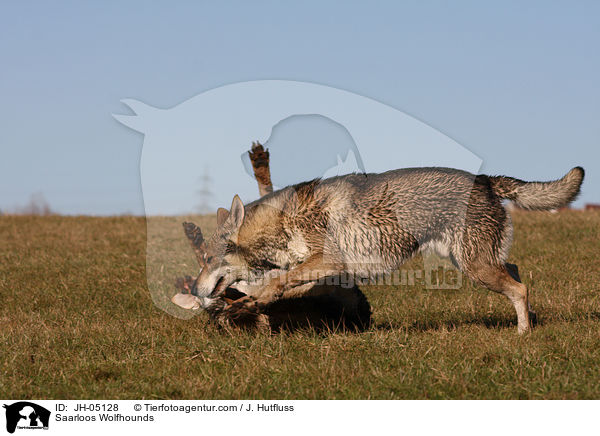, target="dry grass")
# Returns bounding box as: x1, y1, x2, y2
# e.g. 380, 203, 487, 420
1, 211, 599, 399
